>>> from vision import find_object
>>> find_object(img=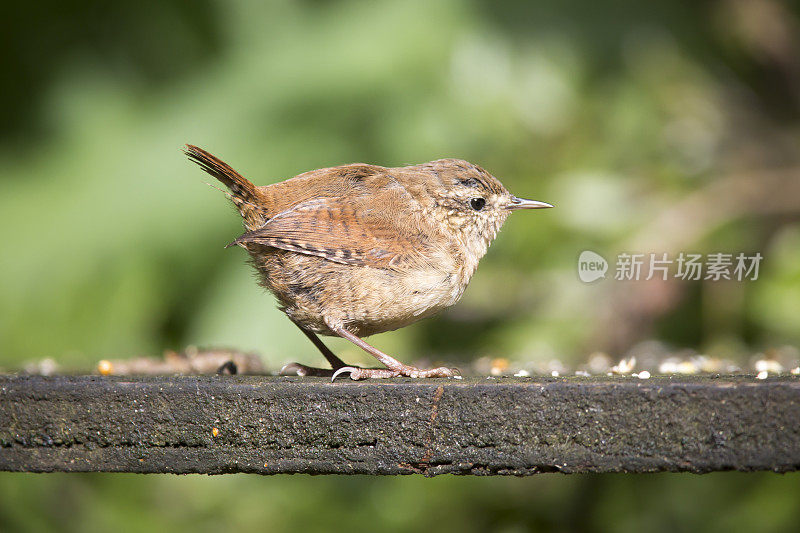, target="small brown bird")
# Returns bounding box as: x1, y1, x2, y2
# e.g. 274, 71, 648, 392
185, 145, 552, 380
